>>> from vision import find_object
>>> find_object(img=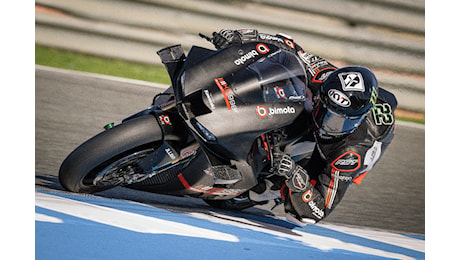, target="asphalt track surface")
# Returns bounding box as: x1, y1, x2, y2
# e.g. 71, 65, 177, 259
35, 65, 425, 236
